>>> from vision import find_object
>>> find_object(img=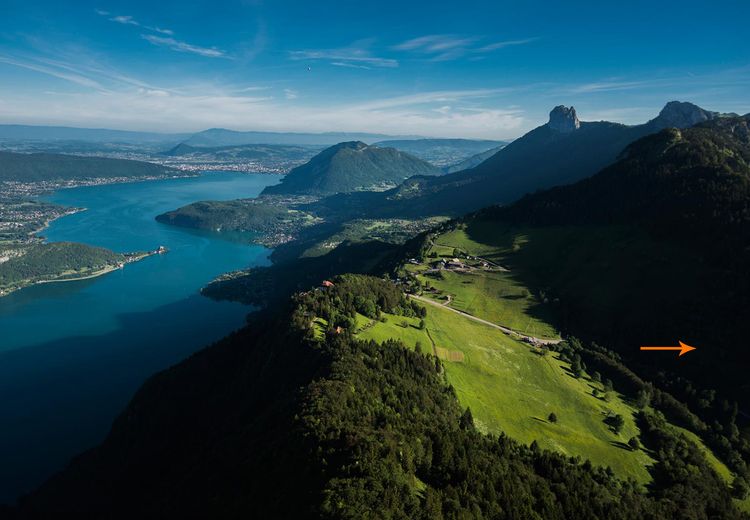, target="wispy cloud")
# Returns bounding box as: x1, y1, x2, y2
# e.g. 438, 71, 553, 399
234, 86, 270, 93
393, 34, 537, 61
289, 41, 397, 68
96, 10, 174, 35
0, 71, 525, 138
96, 8, 226, 58
567, 80, 655, 94
394, 35, 478, 52
331, 61, 372, 70
141, 35, 227, 58
476, 38, 539, 52
393, 35, 478, 61
0, 54, 105, 90
352, 88, 514, 111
